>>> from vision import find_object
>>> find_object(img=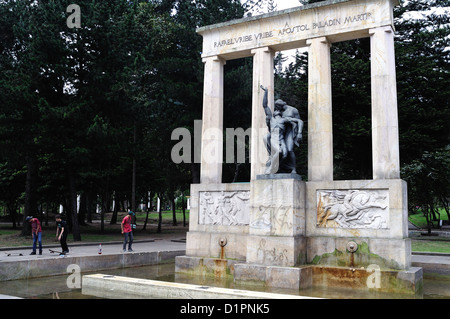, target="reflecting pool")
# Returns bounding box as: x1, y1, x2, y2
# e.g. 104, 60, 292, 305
0, 263, 448, 299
